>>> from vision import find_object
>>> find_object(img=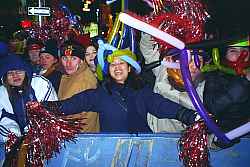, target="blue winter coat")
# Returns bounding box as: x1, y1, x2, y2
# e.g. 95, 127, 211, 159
58, 82, 195, 133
